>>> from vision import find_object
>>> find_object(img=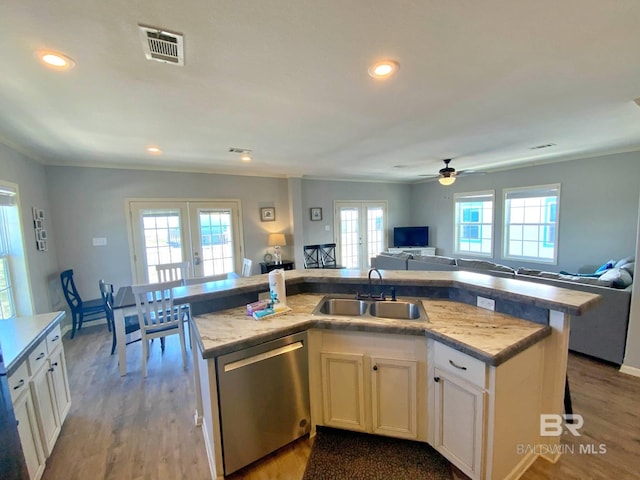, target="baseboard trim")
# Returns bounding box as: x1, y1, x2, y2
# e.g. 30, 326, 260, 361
619, 364, 640, 378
